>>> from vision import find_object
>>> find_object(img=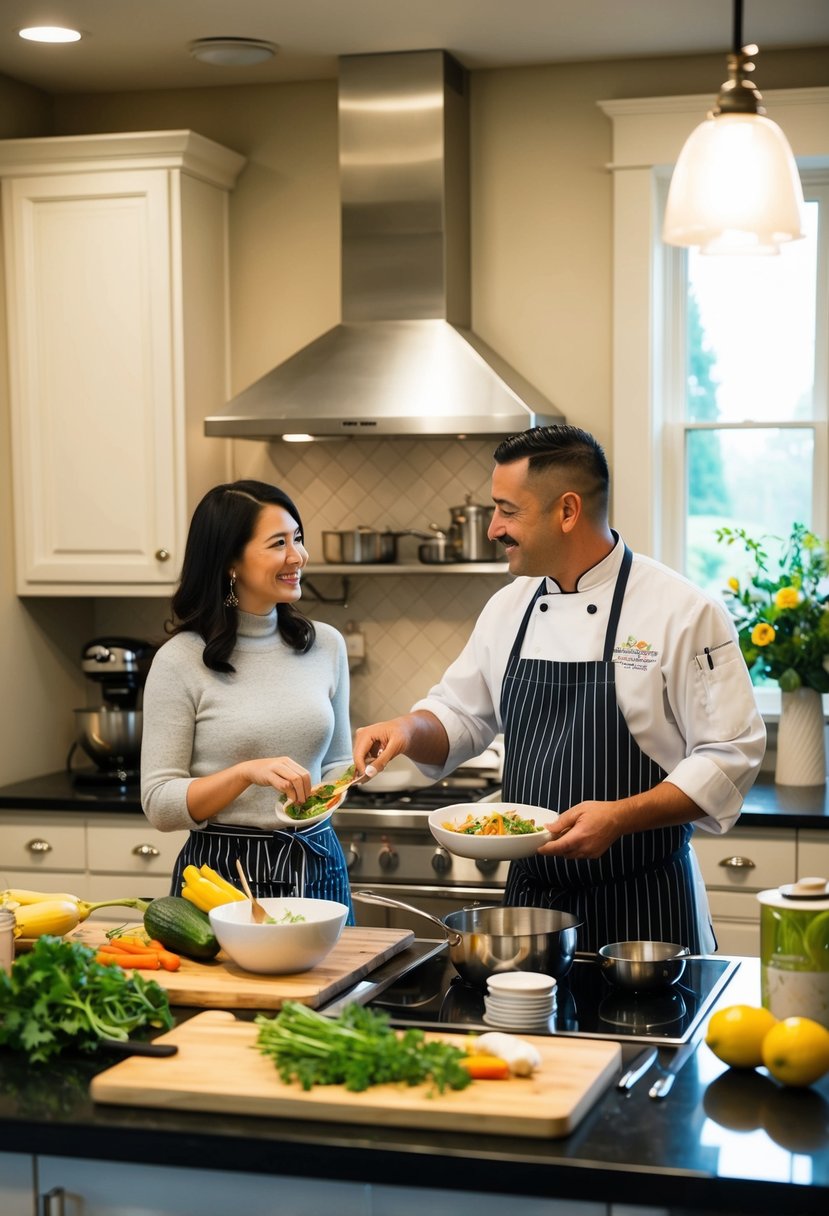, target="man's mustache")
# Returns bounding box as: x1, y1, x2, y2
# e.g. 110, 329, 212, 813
498, 535, 518, 548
